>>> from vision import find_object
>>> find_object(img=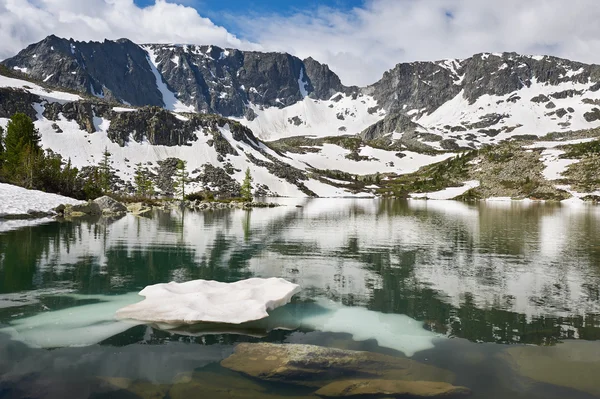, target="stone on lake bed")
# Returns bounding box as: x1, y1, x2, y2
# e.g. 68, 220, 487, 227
315, 379, 471, 398
115, 278, 301, 325
220, 343, 456, 387
502, 340, 600, 397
